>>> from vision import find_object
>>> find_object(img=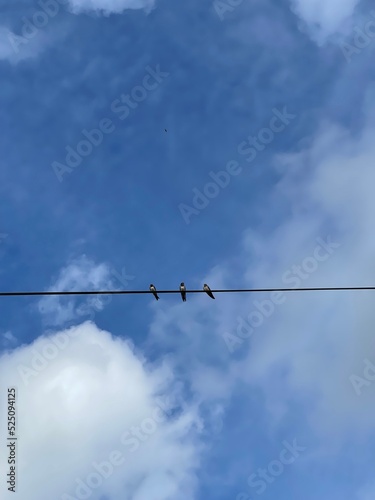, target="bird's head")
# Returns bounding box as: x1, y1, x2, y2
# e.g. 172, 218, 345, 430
150, 284, 154, 287
180, 282, 184, 286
